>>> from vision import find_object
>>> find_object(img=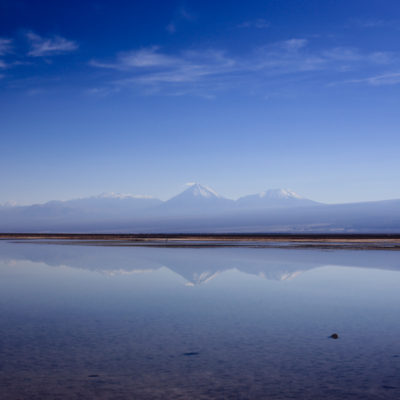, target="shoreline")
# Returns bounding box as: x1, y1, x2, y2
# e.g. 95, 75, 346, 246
1, 233, 400, 250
